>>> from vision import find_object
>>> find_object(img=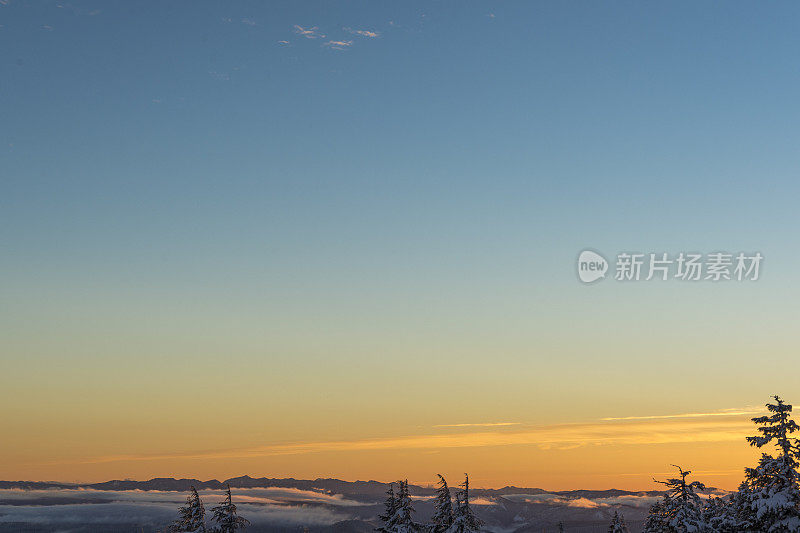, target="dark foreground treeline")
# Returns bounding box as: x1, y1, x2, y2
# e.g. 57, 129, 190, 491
637, 395, 800, 533
375, 474, 482, 533
371, 394, 800, 533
